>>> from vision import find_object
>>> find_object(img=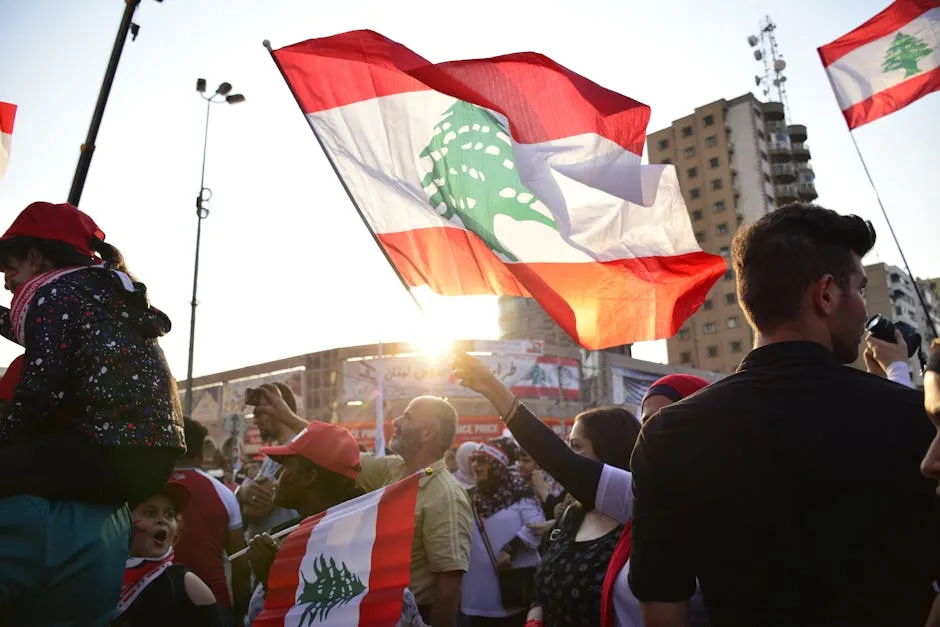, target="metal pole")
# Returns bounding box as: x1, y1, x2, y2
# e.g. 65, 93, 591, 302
375, 341, 386, 457
185, 99, 213, 415
848, 132, 938, 339
68, 0, 142, 206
